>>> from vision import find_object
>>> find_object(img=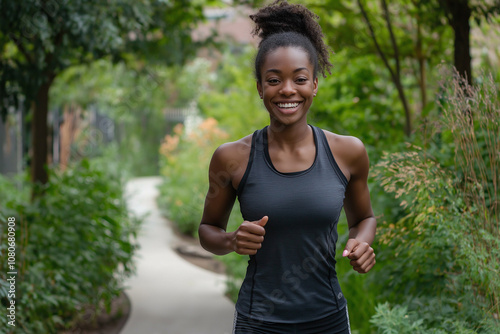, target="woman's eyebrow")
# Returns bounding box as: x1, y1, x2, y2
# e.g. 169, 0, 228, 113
293, 67, 310, 73
265, 67, 310, 74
